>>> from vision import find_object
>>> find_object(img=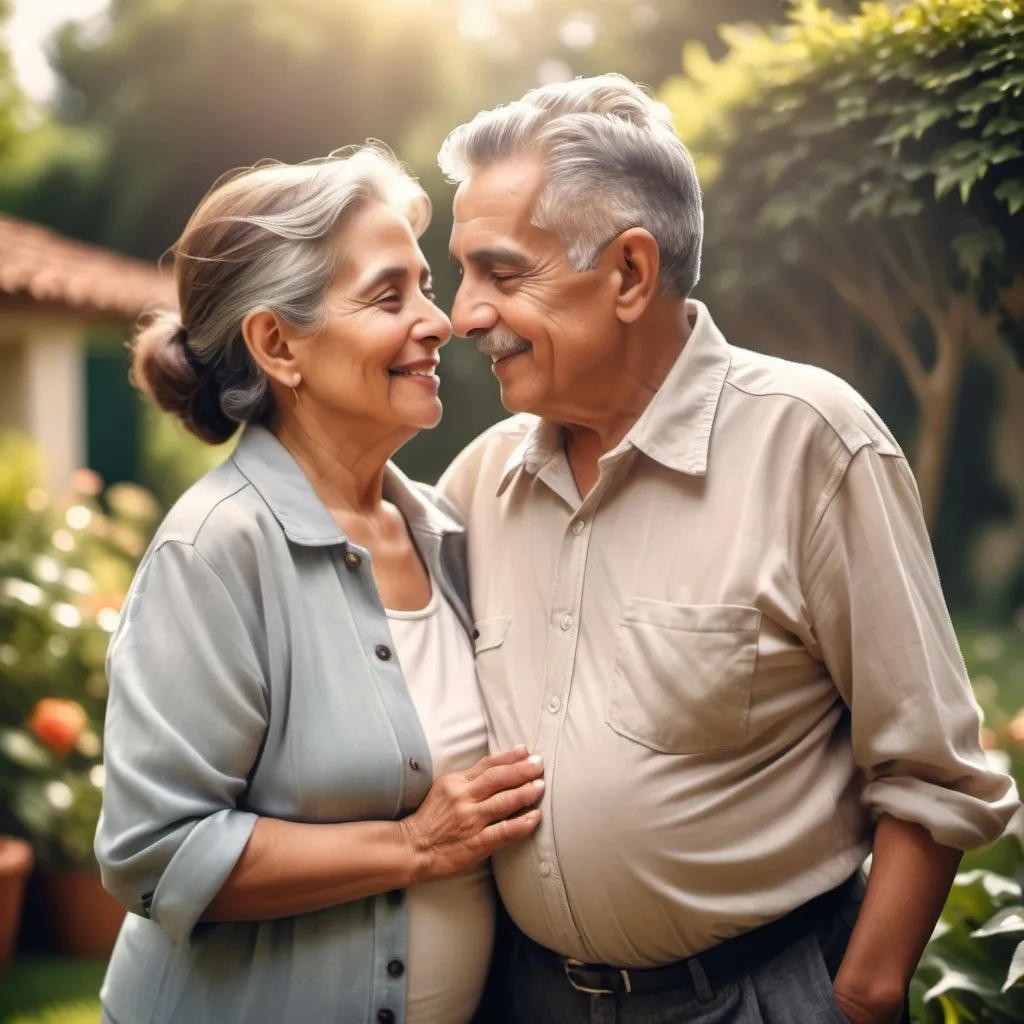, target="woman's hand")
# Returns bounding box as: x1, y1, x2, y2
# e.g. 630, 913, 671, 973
400, 746, 544, 882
